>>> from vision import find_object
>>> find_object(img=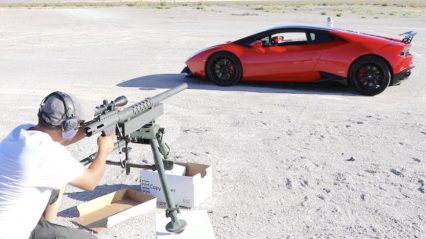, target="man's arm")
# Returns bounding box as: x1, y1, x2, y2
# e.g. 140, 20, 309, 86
70, 134, 115, 190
